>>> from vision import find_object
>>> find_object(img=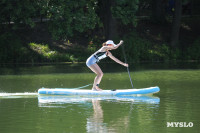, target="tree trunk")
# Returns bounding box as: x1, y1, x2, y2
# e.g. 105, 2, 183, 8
98, 0, 117, 40
170, 0, 182, 47
108, 0, 117, 39
152, 0, 166, 23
